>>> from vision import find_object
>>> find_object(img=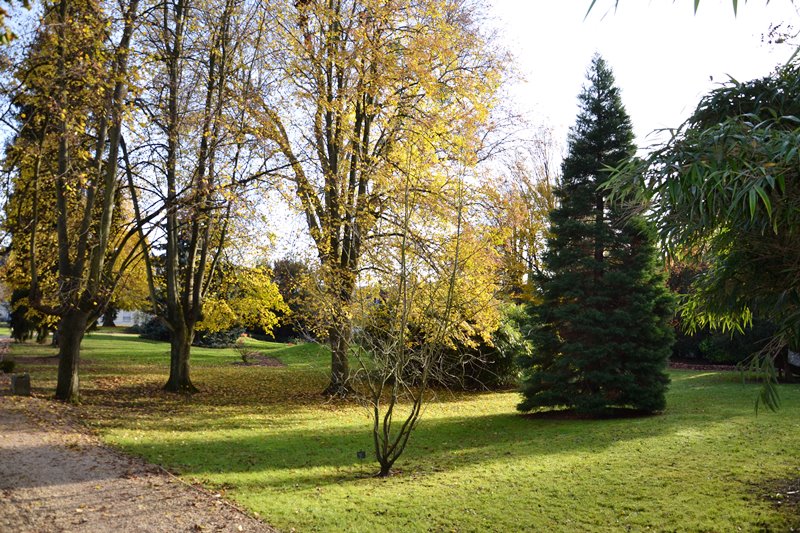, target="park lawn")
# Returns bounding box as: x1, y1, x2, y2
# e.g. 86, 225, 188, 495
9, 330, 800, 532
